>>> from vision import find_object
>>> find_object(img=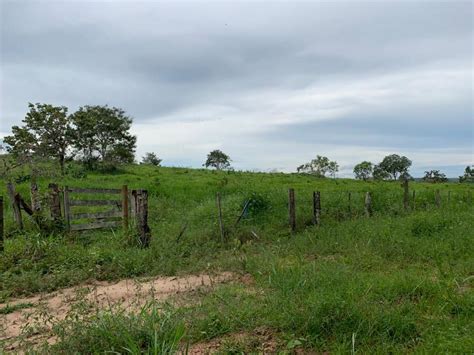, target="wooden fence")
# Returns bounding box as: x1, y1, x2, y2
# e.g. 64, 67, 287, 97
63, 186, 129, 231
